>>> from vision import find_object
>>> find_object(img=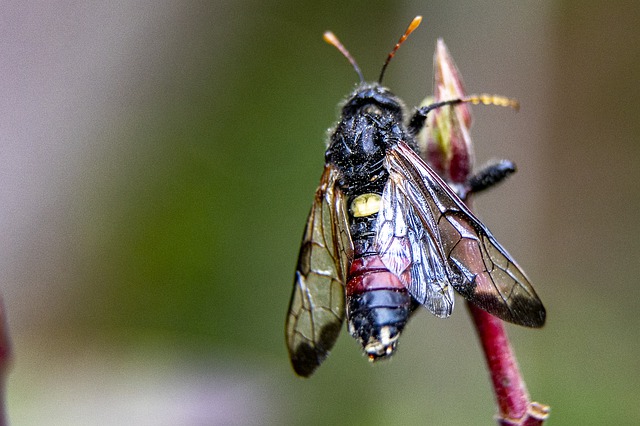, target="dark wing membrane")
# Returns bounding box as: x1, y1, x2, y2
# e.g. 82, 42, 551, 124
375, 173, 454, 317
286, 165, 352, 377
384, 142, 545, 327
